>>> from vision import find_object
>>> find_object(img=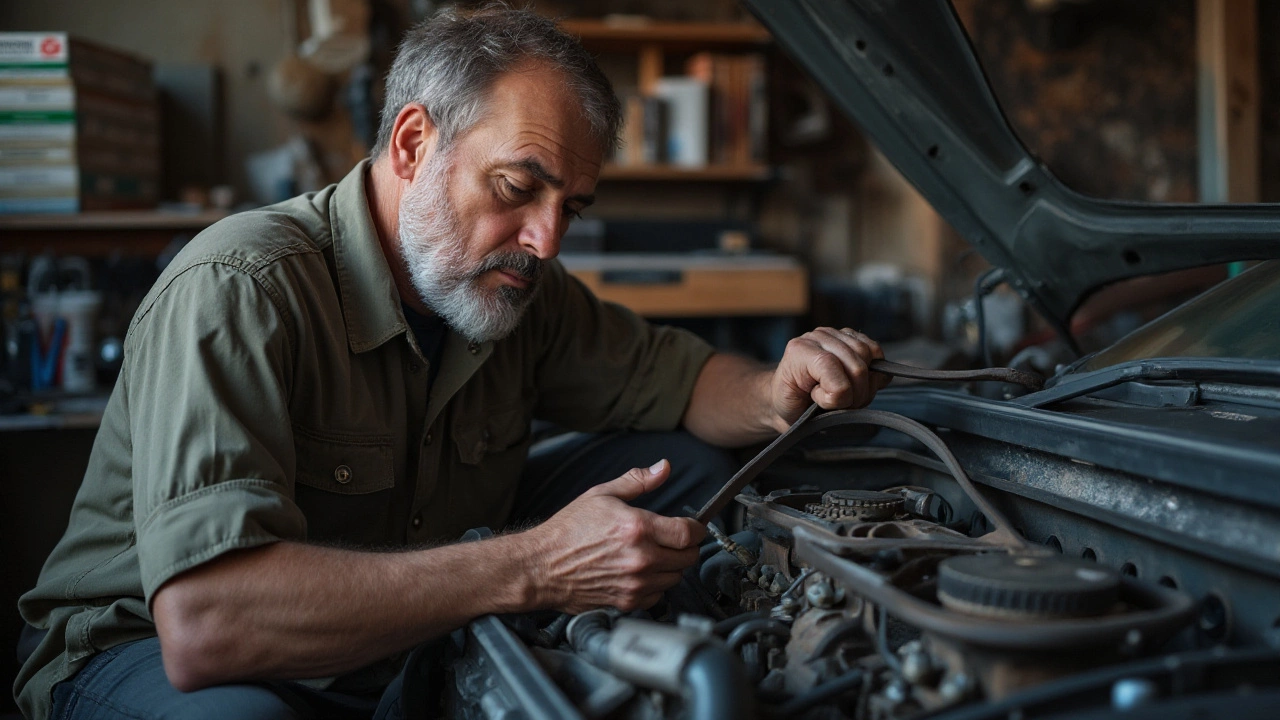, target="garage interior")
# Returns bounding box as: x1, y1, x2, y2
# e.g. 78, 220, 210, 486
0, 0, 1275, 715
